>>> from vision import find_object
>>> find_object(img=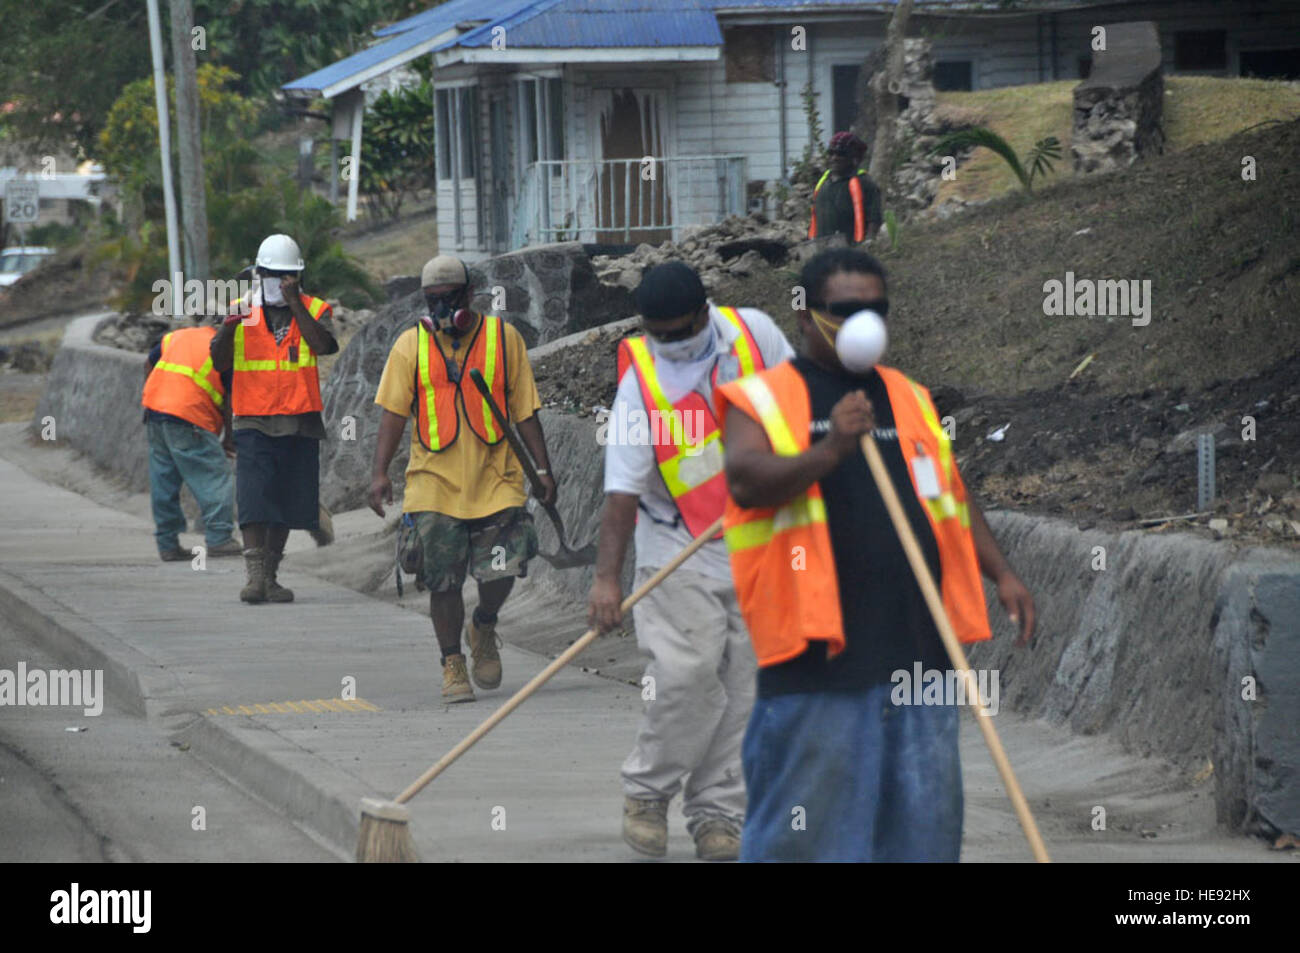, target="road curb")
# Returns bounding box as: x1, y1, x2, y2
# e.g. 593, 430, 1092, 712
174, 715, 364, 861
0, 567, 178, 718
